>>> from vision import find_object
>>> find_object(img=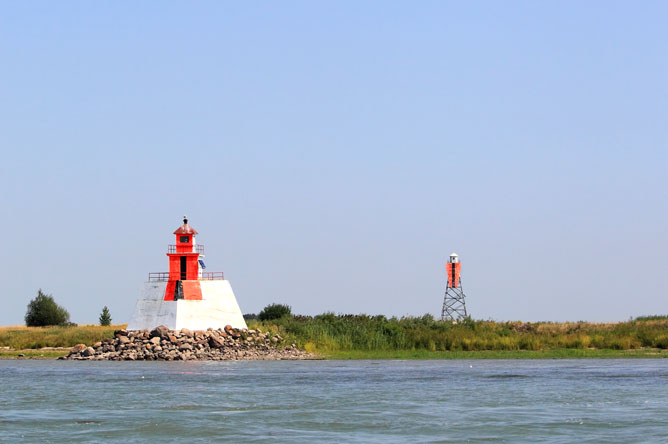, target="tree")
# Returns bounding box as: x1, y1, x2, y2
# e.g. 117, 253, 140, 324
25, 289, 70, 327
258, 303, 292, 321
99, 306, 112, 326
